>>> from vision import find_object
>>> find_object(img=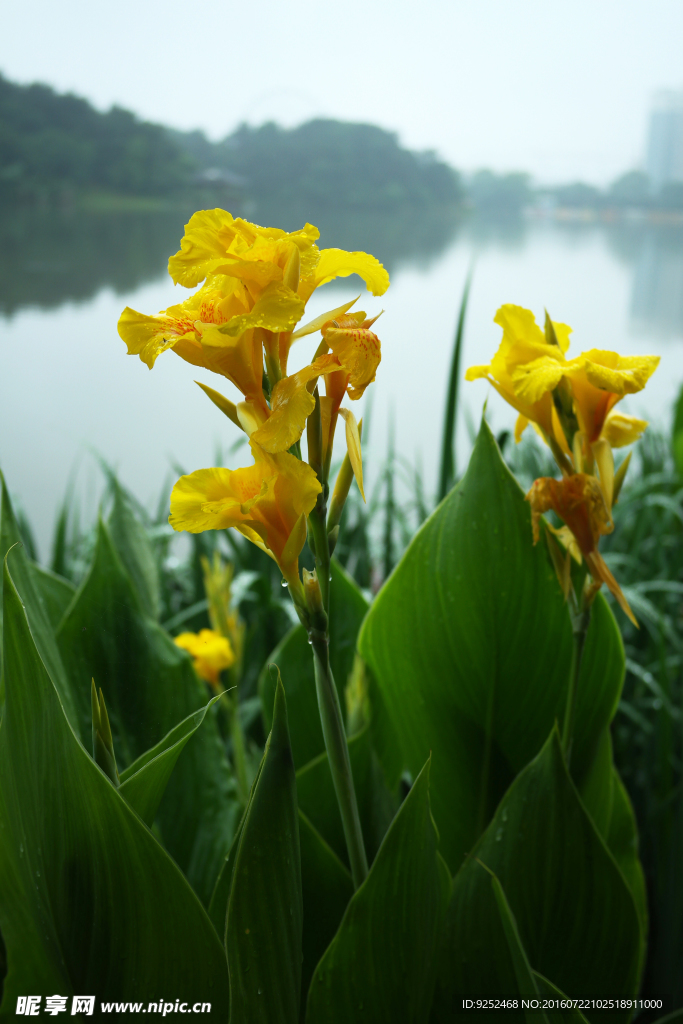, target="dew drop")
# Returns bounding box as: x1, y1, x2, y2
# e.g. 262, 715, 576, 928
281, 579, 288, 588
501, 808, 508, 822
495, 827, 504, 842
